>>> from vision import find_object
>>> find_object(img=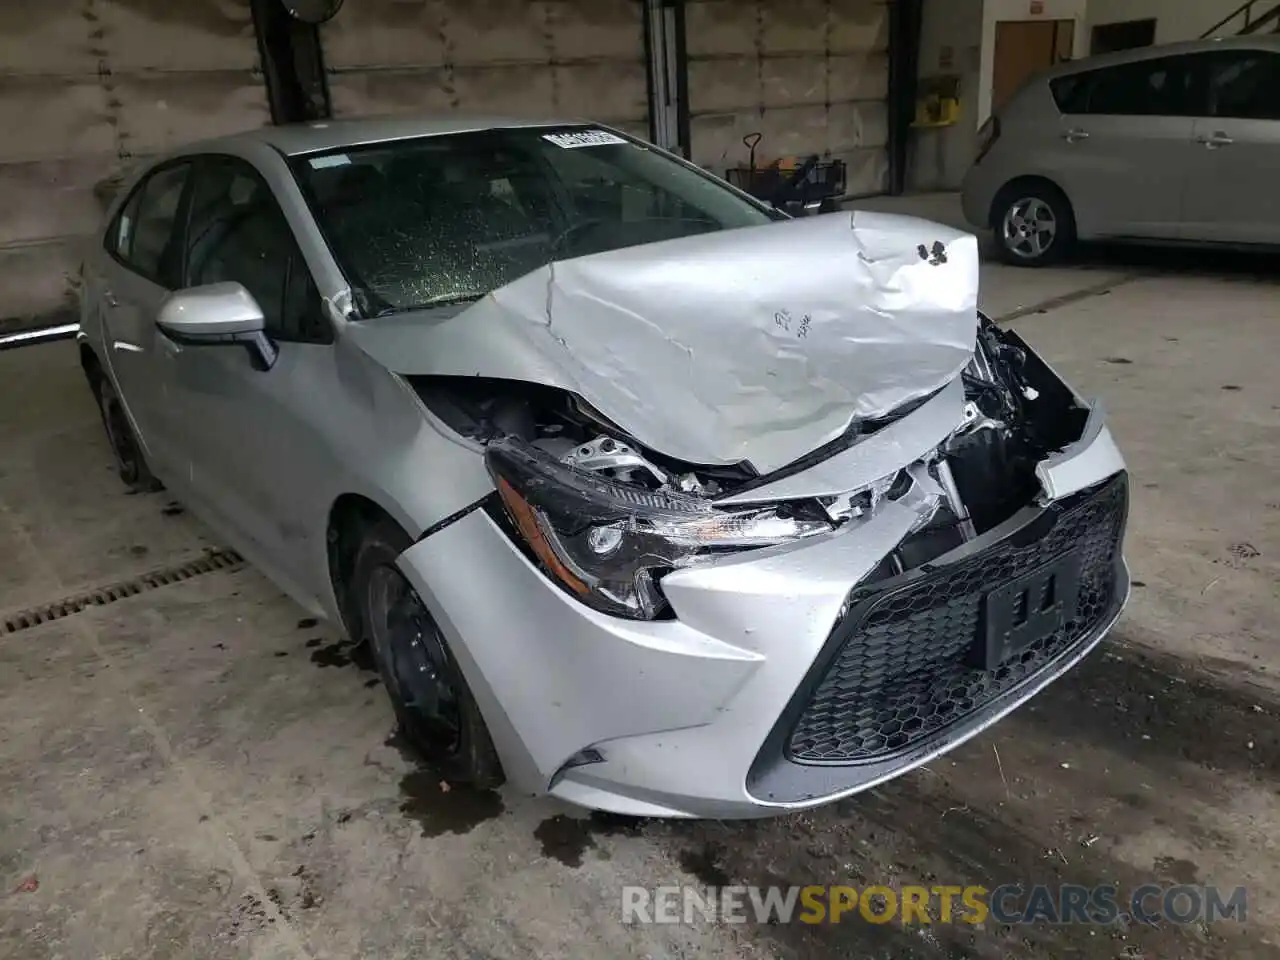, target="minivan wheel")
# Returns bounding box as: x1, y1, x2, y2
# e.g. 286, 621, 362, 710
353, 519, 504, 789
91, 372, 163, 493
993, 183, 1075, 266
